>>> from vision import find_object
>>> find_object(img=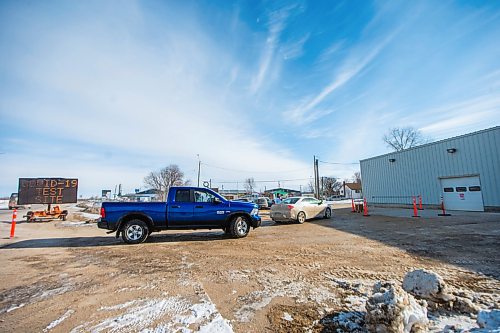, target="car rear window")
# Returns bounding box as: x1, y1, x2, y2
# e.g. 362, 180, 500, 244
282, 198, 299, 204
